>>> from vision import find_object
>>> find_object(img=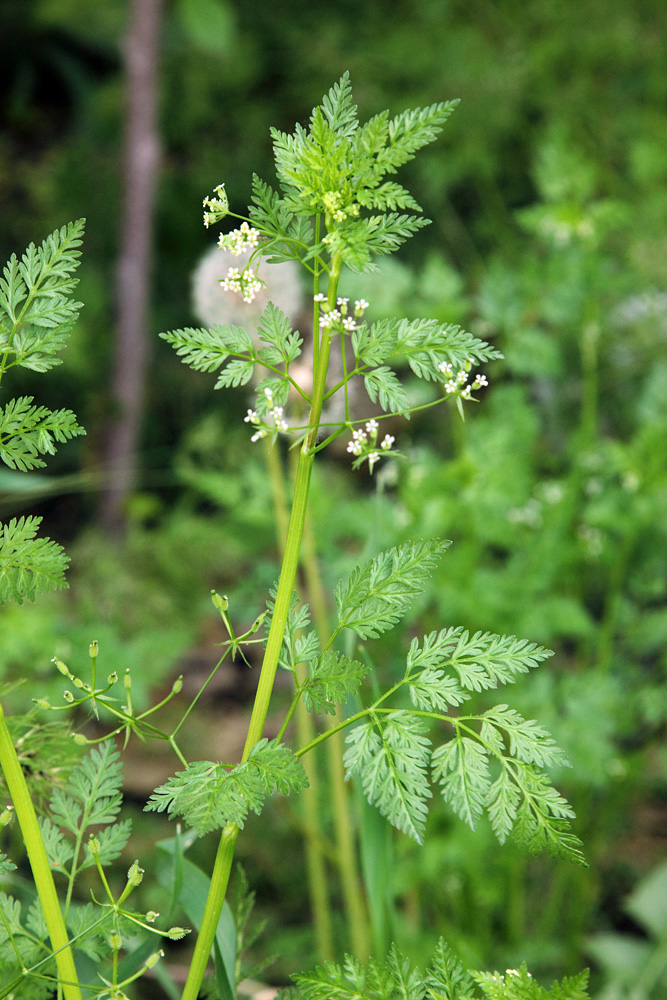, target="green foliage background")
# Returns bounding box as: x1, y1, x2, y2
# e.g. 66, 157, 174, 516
0, 0, 666, 995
